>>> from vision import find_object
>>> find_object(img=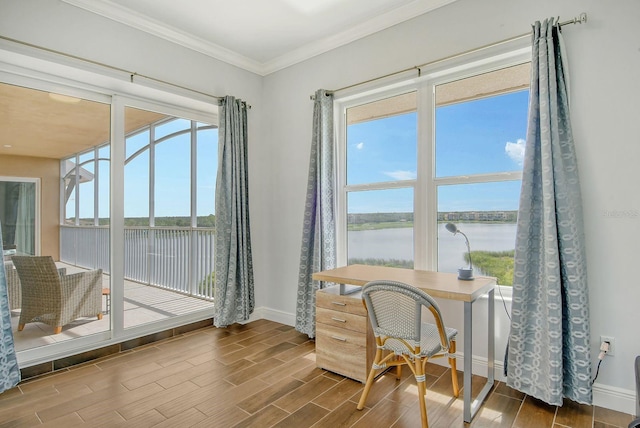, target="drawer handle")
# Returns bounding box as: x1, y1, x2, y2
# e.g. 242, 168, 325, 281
331, 336, 347, 342
331, 301, 347, 306
331, 317, 347, 323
